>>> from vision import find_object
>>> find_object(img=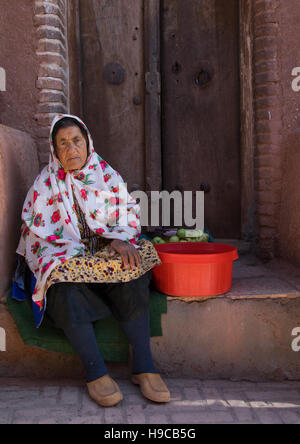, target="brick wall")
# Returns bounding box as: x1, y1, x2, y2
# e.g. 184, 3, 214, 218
34, 0, 69, 166
277, 0, 300, 265
253, 0, 284, 259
